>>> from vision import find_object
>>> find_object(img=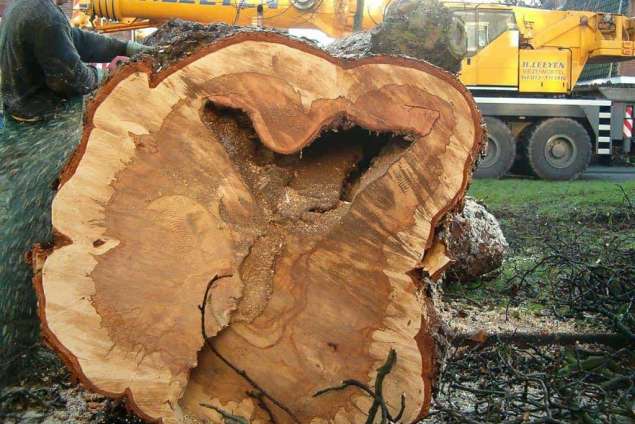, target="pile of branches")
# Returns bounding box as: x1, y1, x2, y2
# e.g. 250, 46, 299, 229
425, 190, 634, 423
501, 198, 634, 340
427, 341, 634, 423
